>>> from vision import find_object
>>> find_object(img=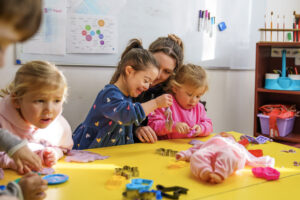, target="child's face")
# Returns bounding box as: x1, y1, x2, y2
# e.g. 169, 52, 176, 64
151, 52, 176, 87
126, 65, 159, 97
173, 84, 204, 110
13, 88, 65, 129
0, 22, 21, 67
